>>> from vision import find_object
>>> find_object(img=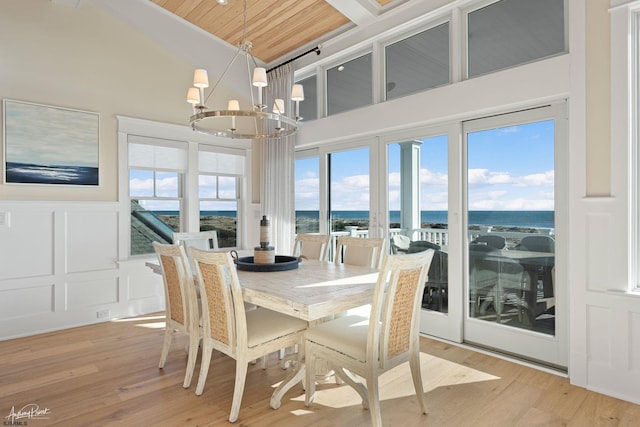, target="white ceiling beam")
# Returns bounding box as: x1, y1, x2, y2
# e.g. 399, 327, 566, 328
325, 0, 380, 26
